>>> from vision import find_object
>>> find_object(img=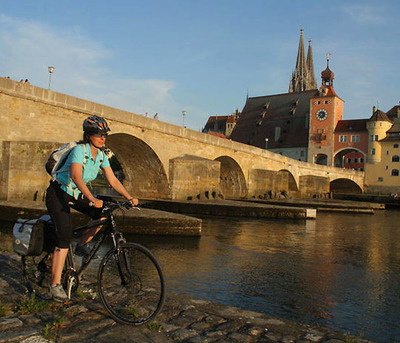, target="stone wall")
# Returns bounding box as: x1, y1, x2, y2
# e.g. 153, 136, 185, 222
1, 141, 57, 201
299, 175, 330, 198
248, 169, 296, 199
169, 155, 221, 200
